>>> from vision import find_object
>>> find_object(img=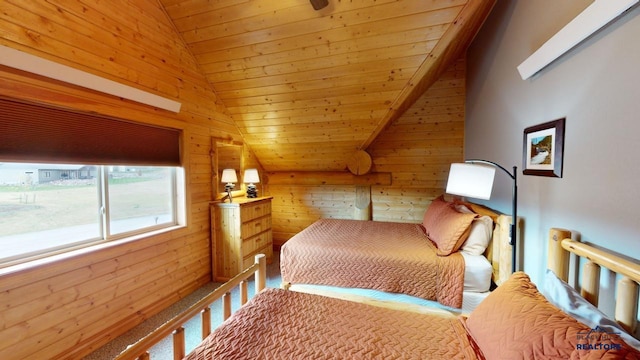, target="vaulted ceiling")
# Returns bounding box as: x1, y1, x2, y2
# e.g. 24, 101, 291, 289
159, 0, 495, 171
